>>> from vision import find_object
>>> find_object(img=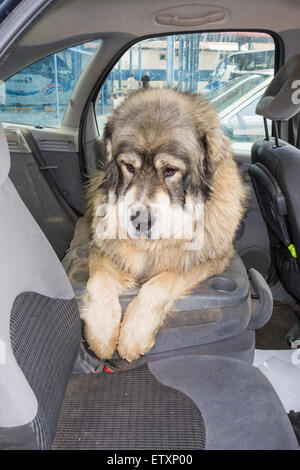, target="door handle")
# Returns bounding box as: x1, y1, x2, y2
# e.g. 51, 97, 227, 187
155, 10, 225, 27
